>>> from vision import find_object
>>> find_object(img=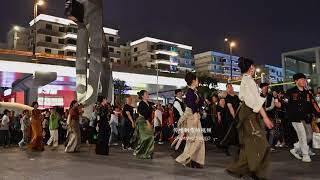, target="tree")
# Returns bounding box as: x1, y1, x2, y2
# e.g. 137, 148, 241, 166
197, 75, 218, 99
113, 79, 131, 105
